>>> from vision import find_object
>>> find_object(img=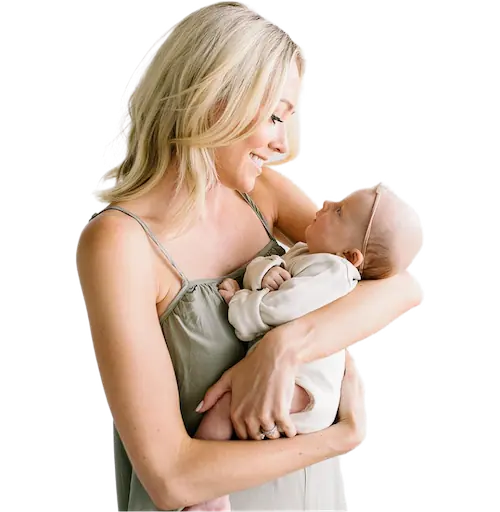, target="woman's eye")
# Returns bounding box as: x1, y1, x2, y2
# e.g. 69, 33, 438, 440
271, 114, 283, 124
